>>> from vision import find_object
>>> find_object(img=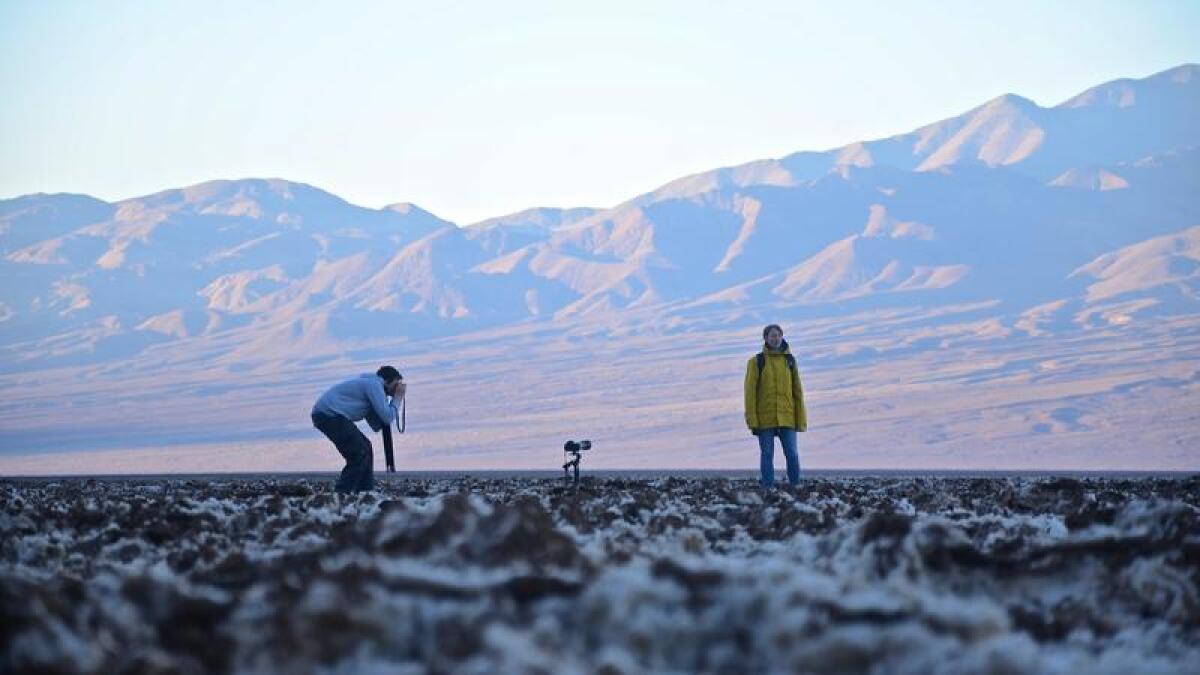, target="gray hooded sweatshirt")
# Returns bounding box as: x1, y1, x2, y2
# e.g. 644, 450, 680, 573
312, 373, 400, 431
